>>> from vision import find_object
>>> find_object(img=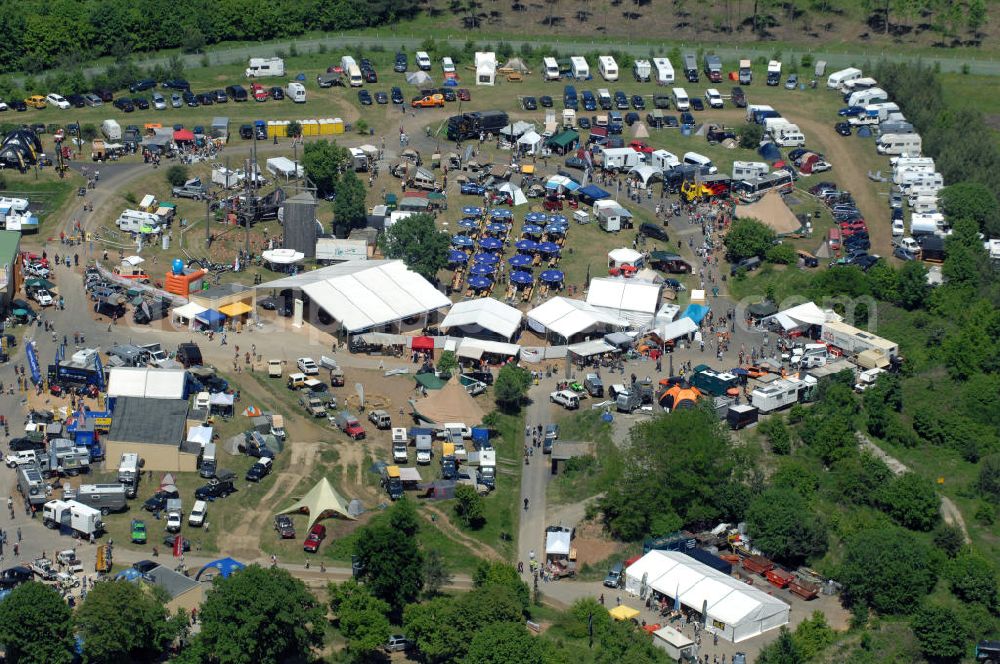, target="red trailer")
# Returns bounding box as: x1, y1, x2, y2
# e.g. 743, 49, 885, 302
788, 579, 819, 600
741, 556, 774, 576
766, 568, 794, 589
